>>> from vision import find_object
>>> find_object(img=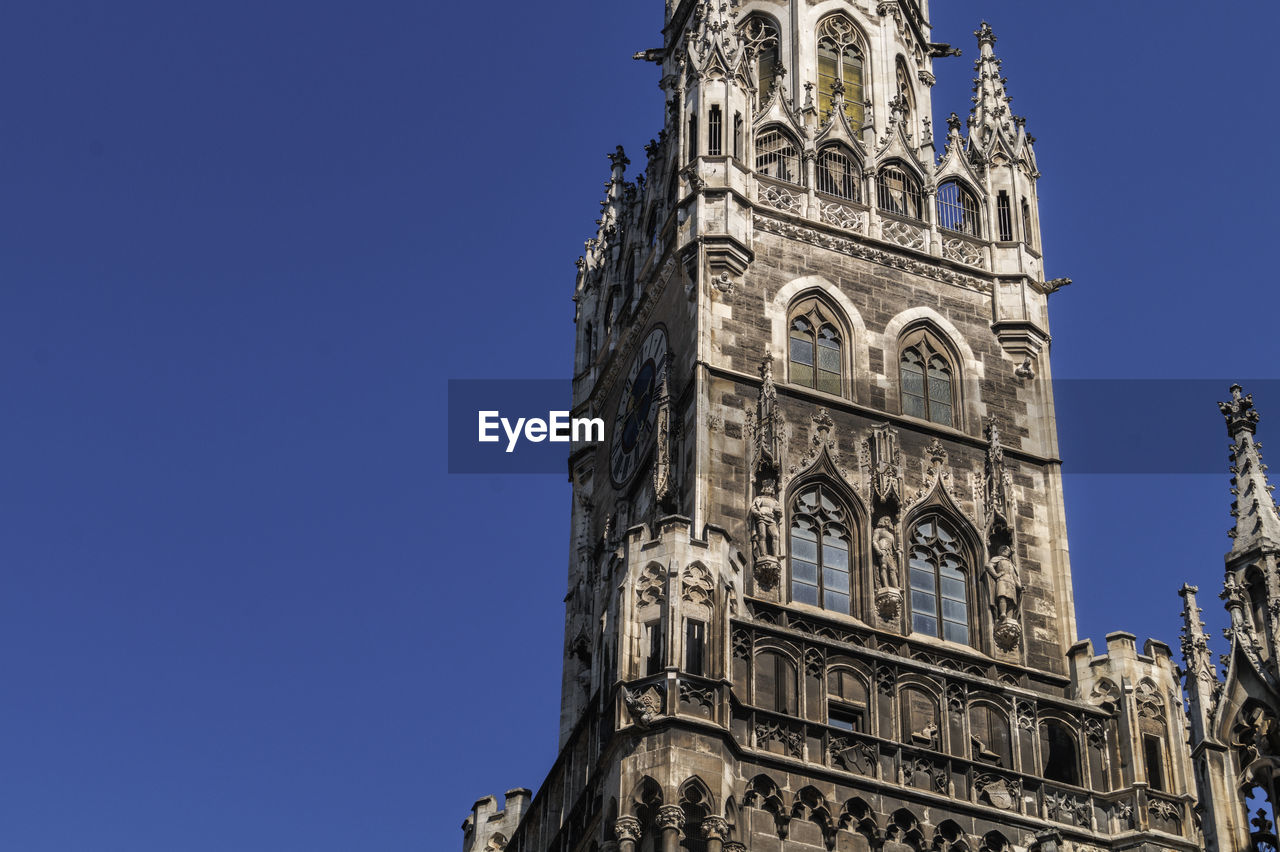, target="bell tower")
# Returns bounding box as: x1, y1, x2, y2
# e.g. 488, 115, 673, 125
465, 4, 1203, 851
